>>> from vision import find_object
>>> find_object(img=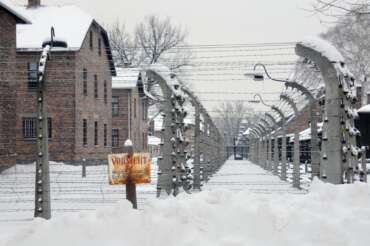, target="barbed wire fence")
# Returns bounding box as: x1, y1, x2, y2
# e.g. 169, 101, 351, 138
1, 38, 367, 224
